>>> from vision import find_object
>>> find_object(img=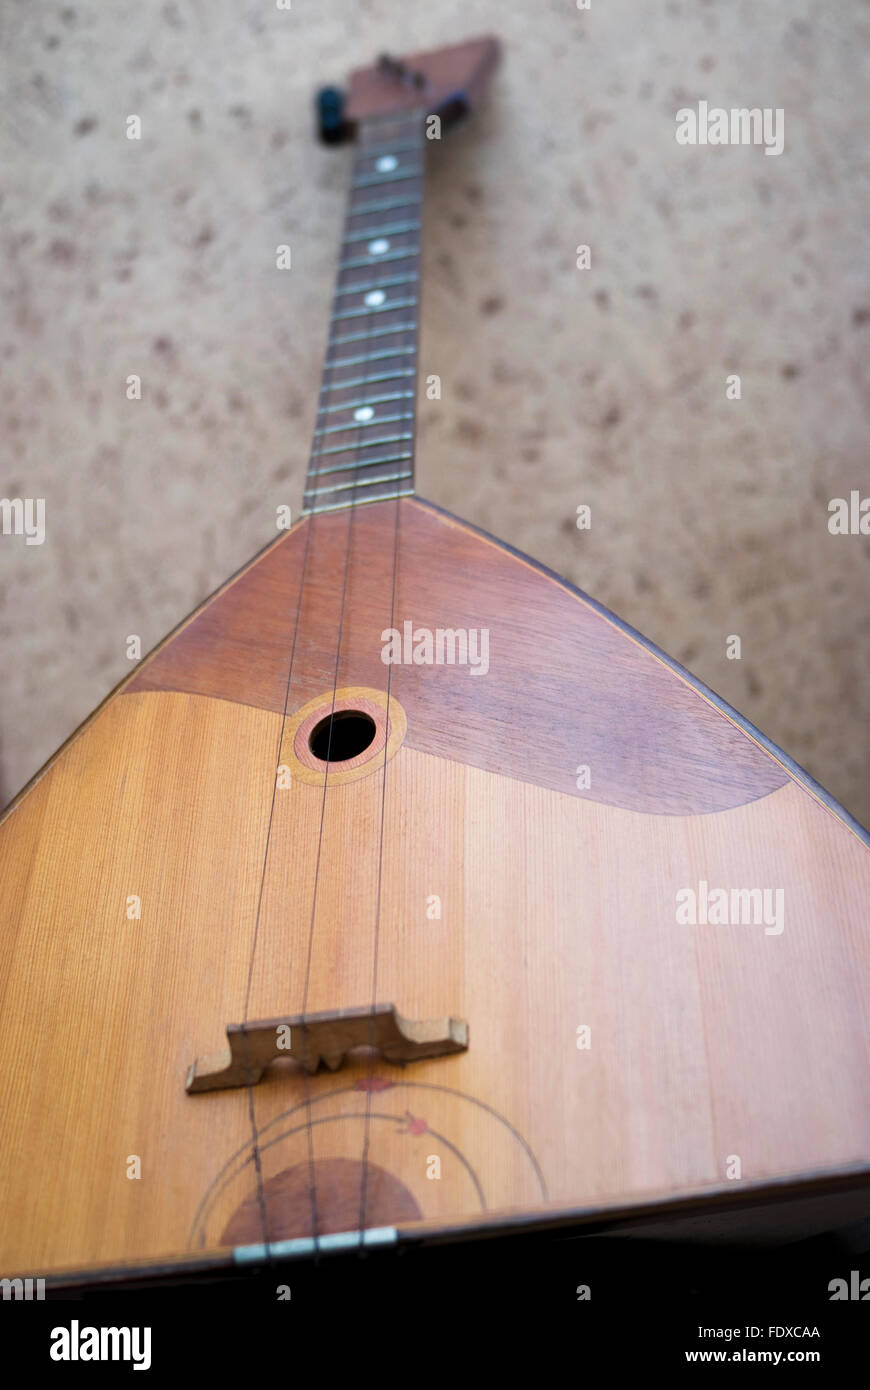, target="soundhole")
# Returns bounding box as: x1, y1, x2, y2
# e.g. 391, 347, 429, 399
308, 709, 377, 763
